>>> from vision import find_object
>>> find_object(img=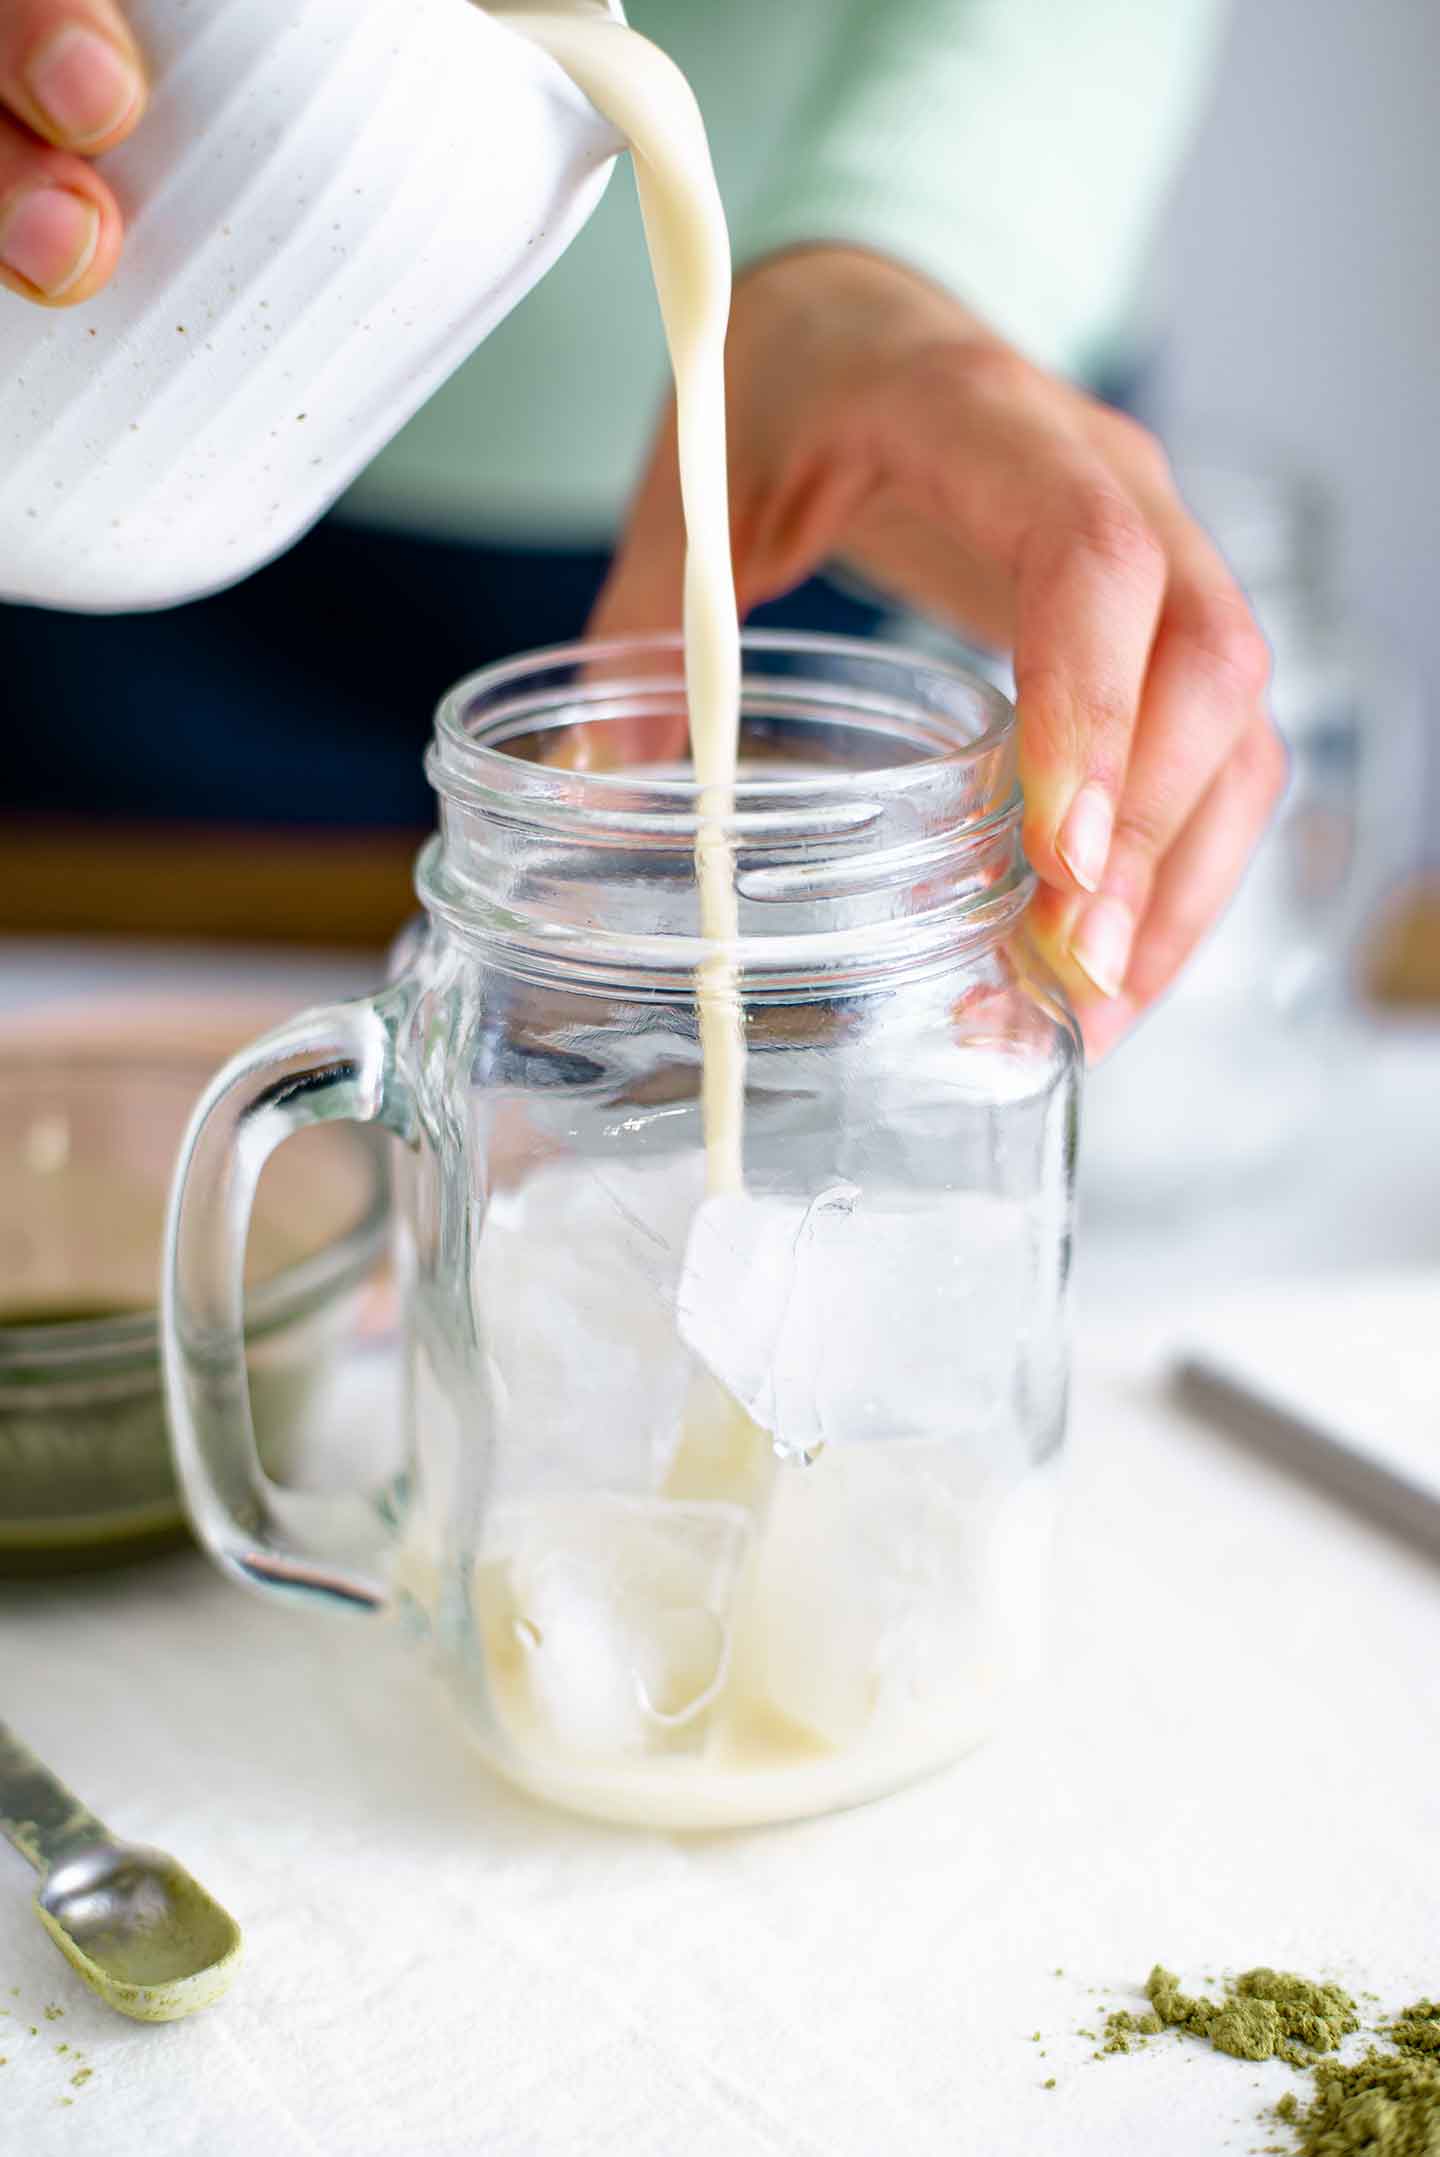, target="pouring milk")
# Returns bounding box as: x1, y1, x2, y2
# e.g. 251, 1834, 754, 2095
497, 7, 771, 1521
123, 0, 1062, 1834
455, 8, 1057, 1828
499, 6, 746, 1198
